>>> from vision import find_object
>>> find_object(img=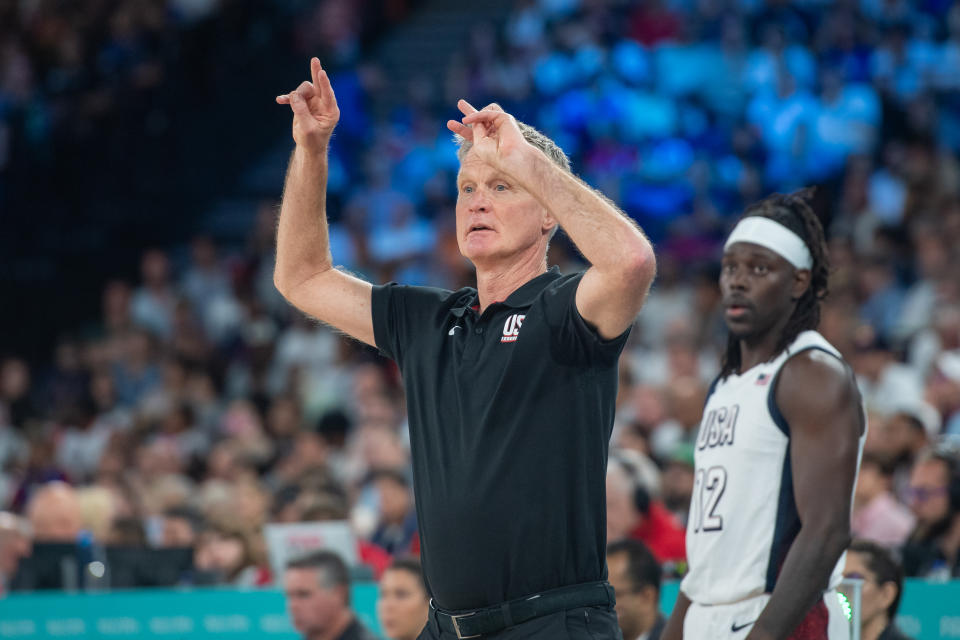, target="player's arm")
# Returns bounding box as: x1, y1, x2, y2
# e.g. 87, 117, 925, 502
449, 103, 655, 339
746, 350, 863, 640
661, 590, 691, 640
274, 58, 375, 347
